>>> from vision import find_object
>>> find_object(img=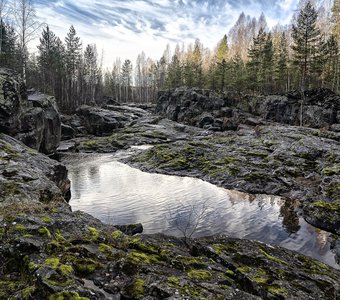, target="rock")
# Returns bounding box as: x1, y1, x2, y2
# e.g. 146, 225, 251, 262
156, 87, 339, 130
246, 88, 339, 128
0, 133, 70, 206
115, 223, 143, 235
0, 116, 339, 299
0, 68, 61, 154
76, 106, 131, 136
61, 124, 75, 140
0, 68, 27, 135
